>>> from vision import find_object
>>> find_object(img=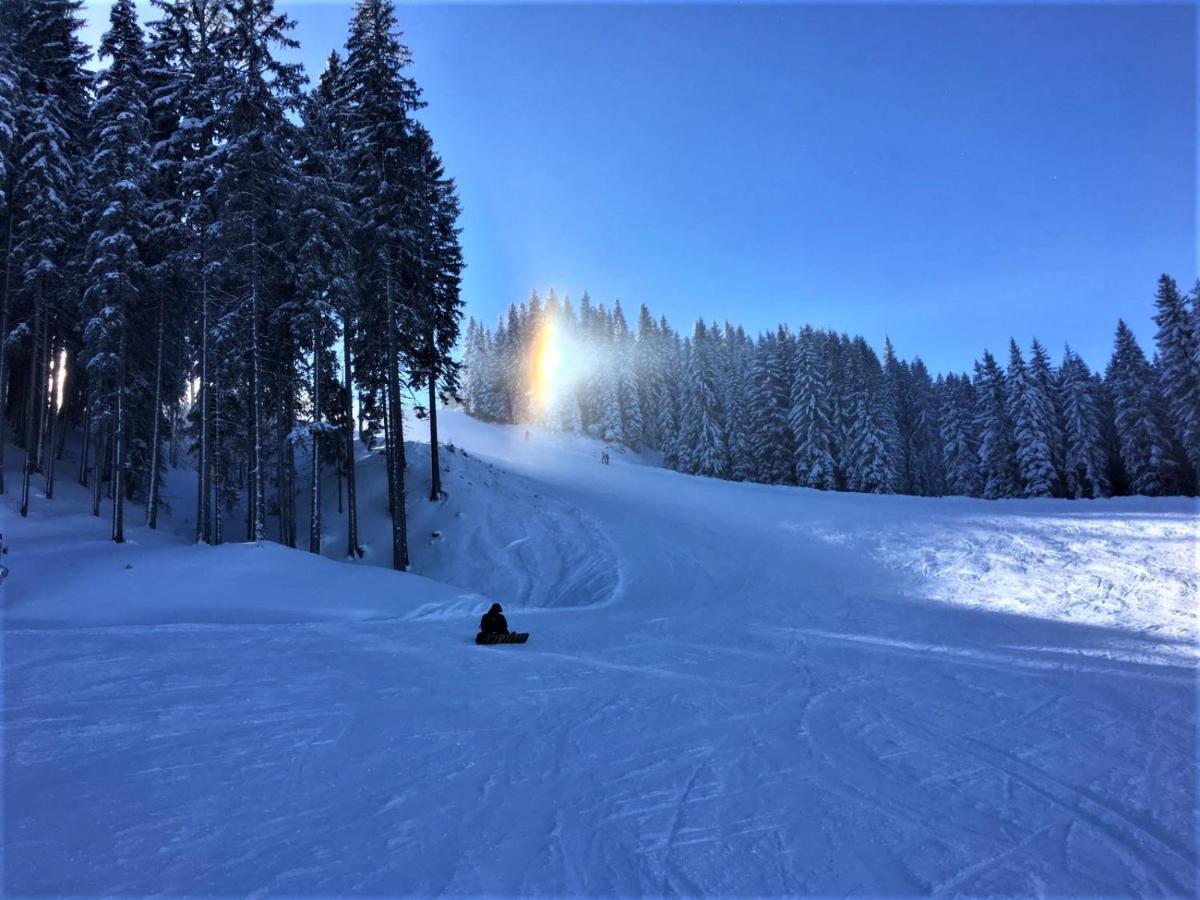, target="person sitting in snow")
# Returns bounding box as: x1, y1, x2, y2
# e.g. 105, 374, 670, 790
478, 602, 509, 638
